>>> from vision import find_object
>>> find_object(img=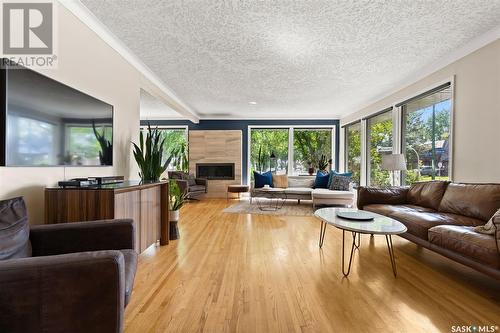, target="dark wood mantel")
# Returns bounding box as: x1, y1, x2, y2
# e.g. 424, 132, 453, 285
45, 181, 169, 253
